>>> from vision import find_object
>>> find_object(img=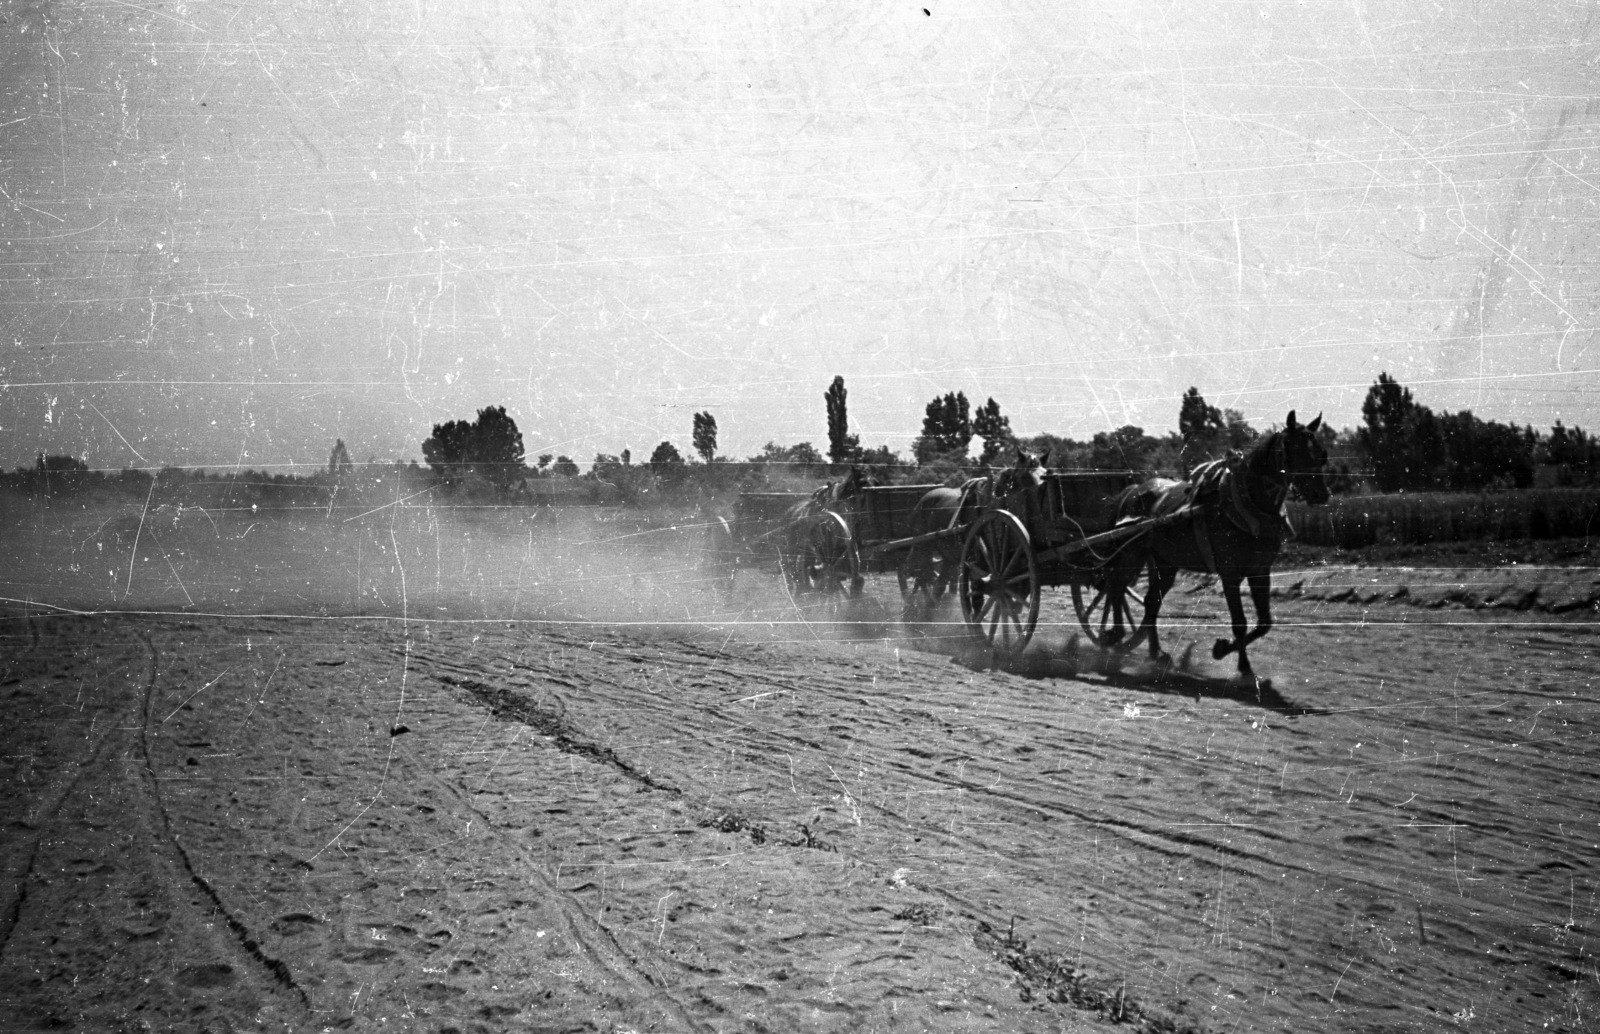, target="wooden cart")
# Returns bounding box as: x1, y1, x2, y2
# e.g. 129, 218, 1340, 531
711, 471, 1200, 661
